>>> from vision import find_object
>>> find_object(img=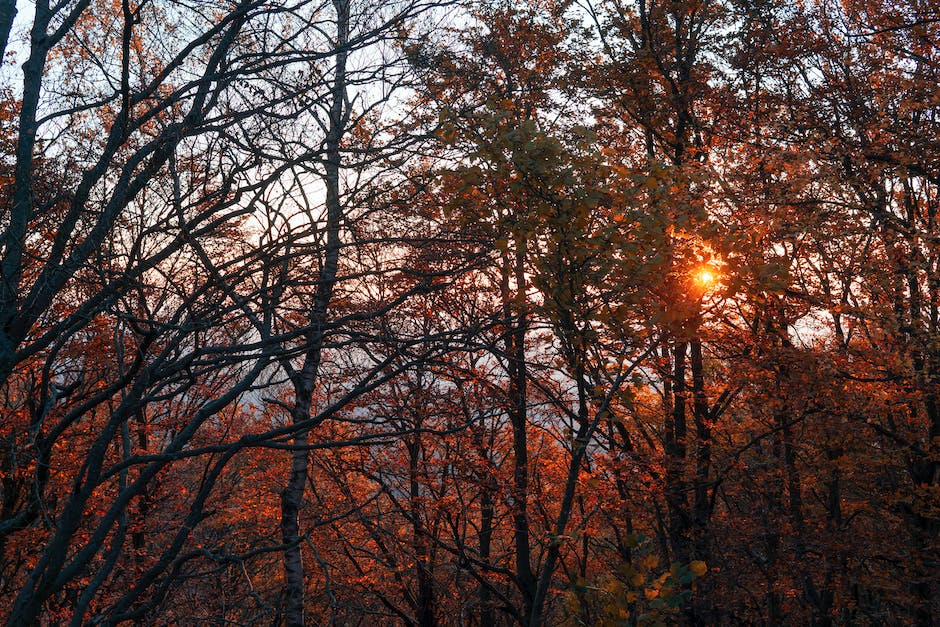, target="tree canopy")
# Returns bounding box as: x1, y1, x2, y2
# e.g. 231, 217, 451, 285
0, 0, 938, 624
